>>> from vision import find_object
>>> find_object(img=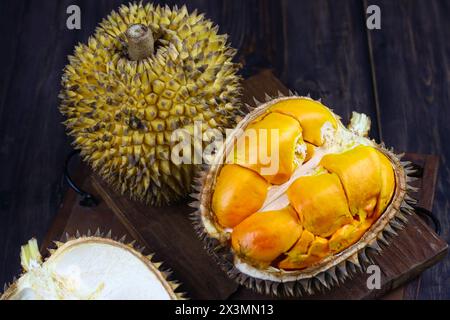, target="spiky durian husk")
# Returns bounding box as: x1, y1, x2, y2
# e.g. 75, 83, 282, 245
59, 2, 242, 205
1, 230, 186, 300
190, 92, 418, 297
